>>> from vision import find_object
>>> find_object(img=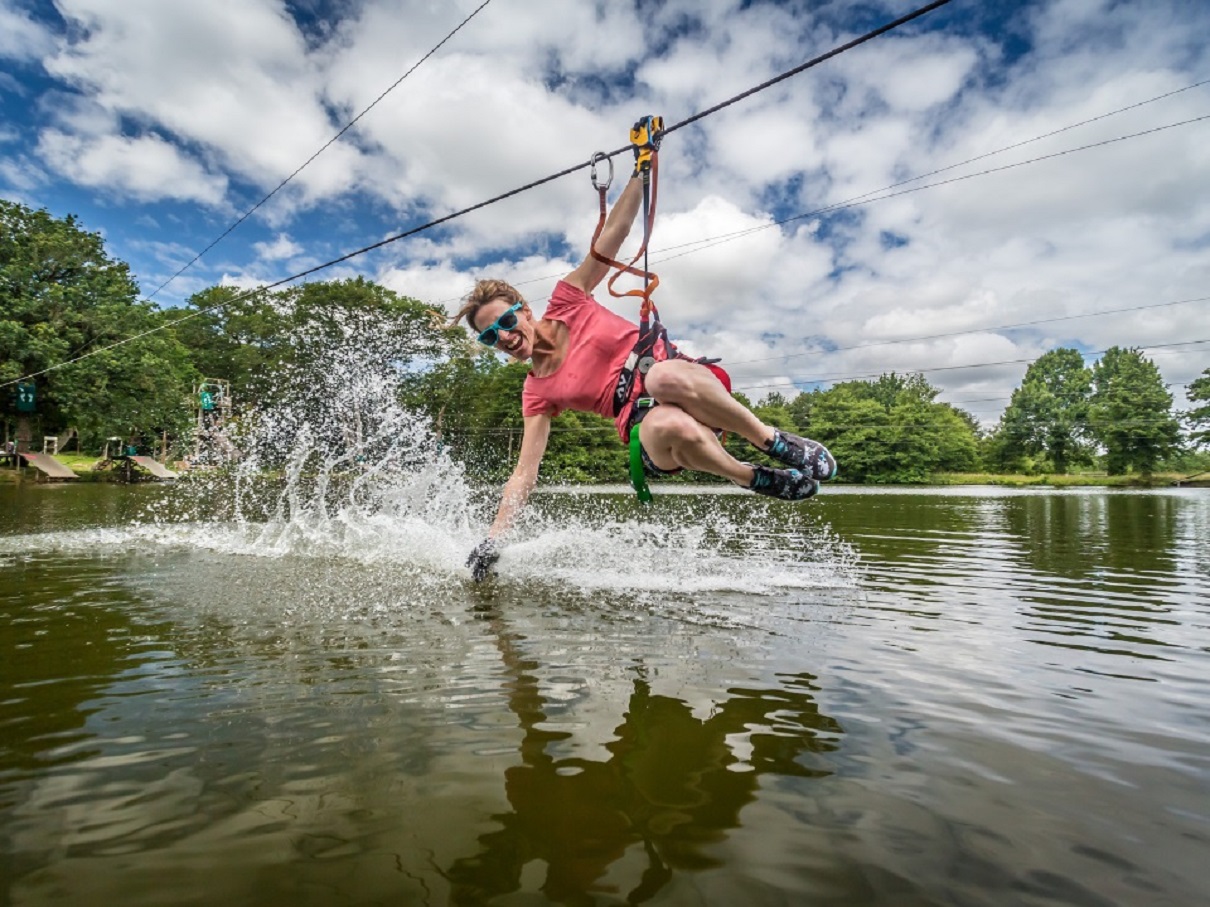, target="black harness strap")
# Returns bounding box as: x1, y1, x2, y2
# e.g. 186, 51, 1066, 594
612, 319, 672, 417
